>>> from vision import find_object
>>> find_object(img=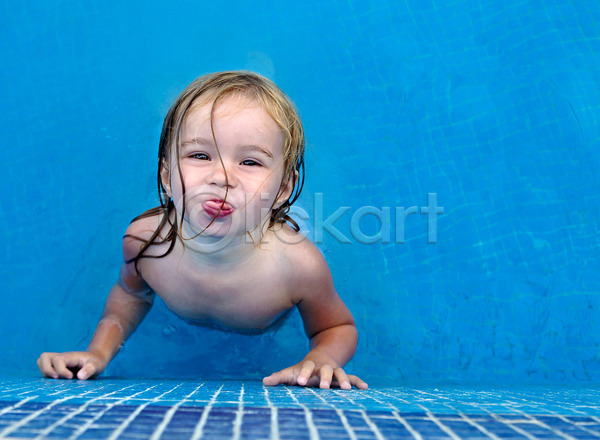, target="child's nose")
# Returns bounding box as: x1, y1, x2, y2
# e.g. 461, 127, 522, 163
207, 163, 236, 188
